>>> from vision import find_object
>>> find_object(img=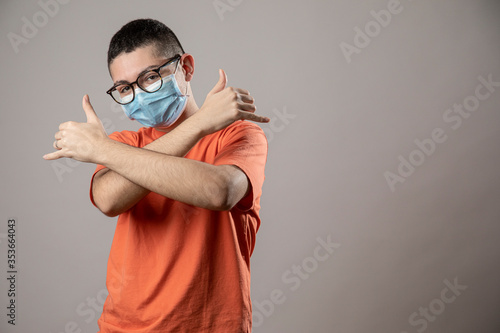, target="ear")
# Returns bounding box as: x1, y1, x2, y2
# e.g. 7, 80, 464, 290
180, 53, 195, 82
